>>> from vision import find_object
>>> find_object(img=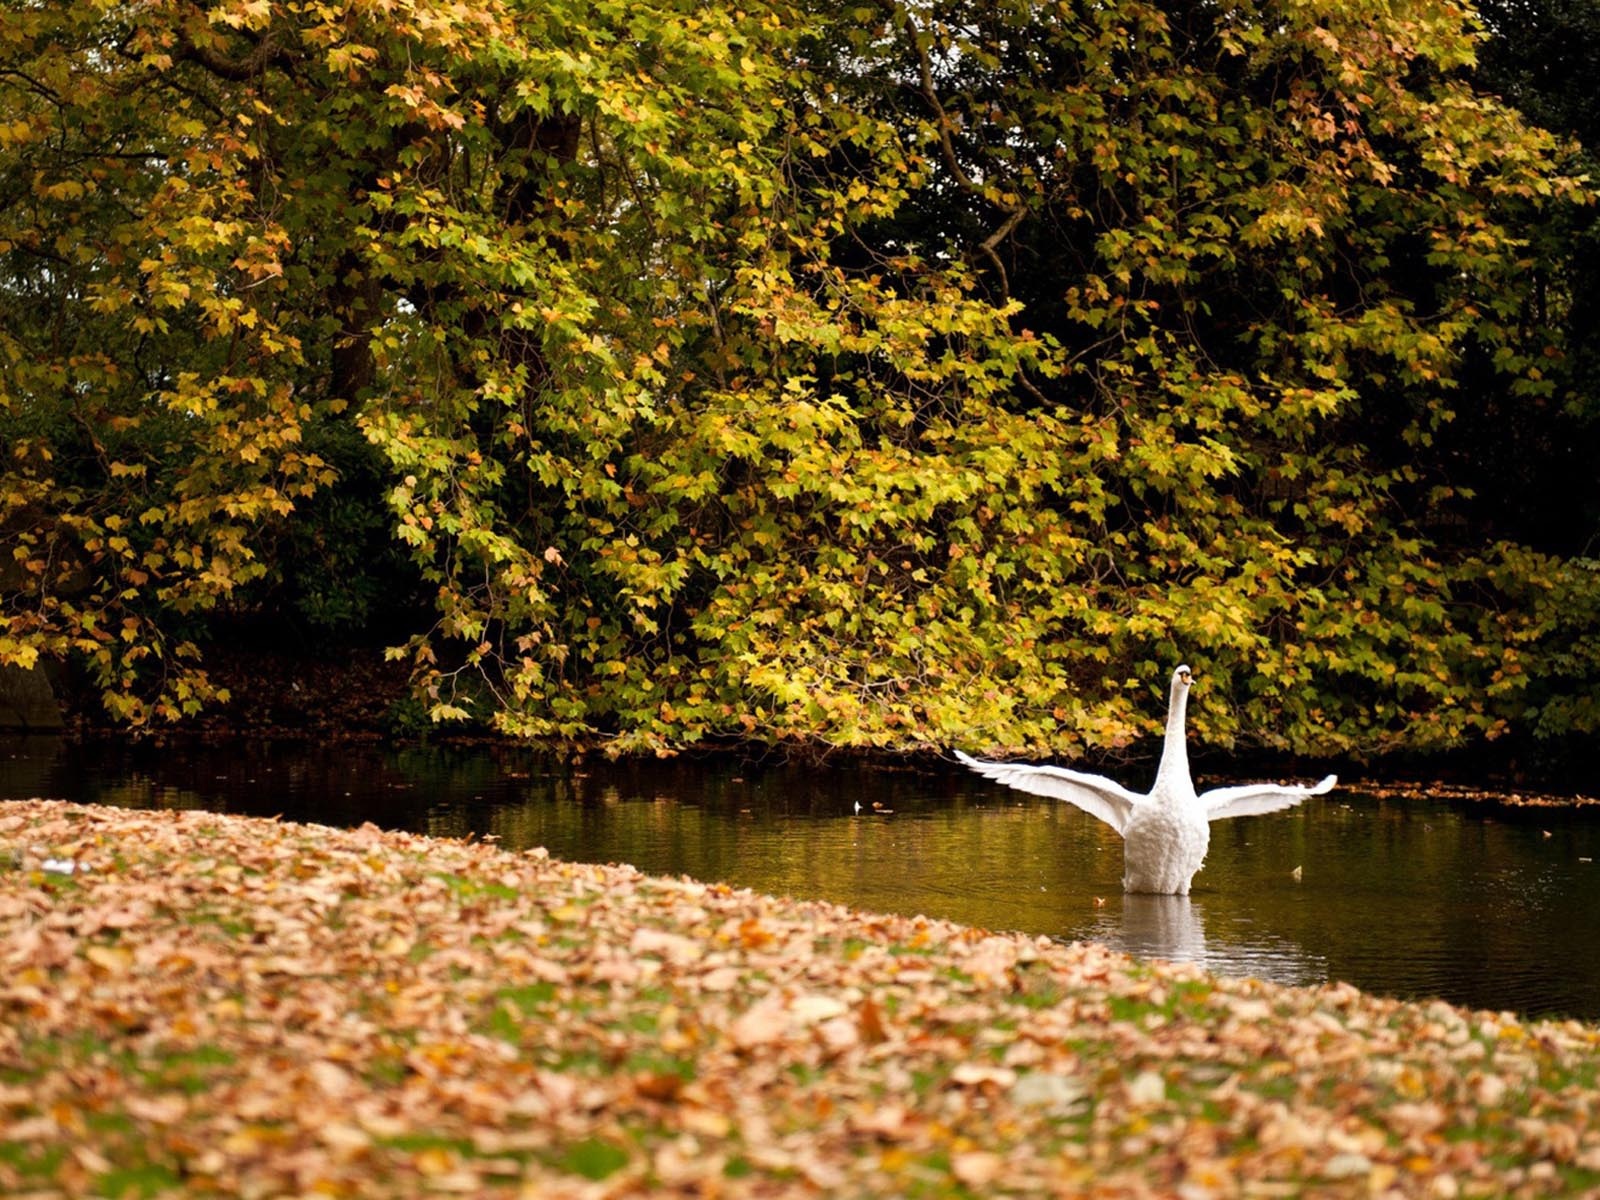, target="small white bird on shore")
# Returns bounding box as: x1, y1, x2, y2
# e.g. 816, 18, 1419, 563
957, 665, 1335, 895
